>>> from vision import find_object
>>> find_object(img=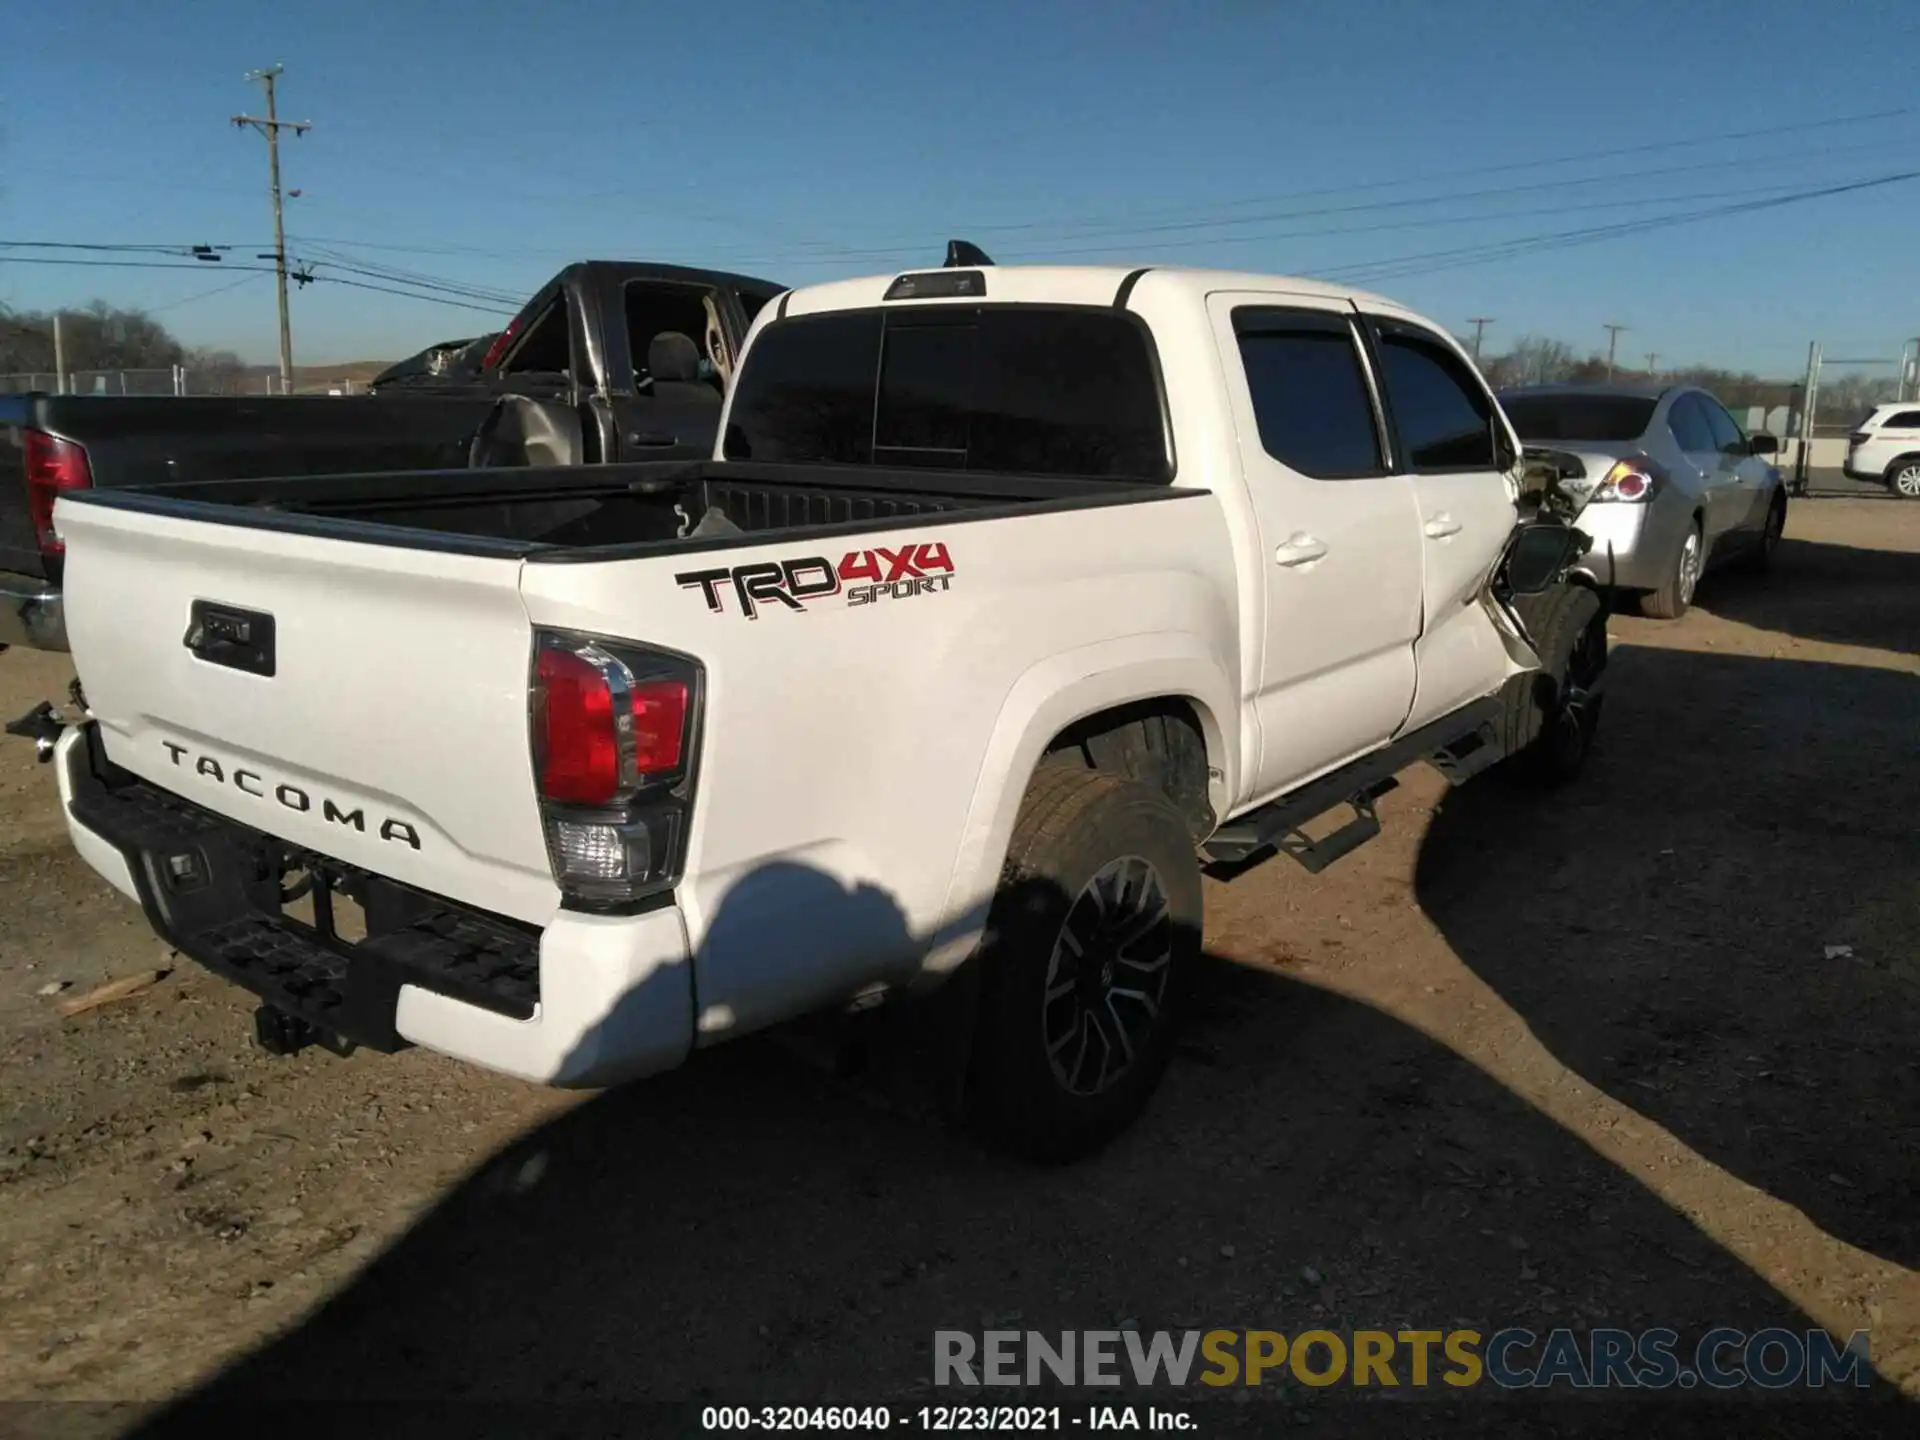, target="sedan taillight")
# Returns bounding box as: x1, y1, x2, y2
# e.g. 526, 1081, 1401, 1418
1588, 457, 1661, 504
